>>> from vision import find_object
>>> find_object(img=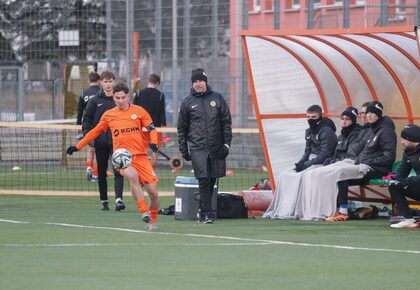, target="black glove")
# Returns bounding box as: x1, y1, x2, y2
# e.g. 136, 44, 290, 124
149, 143, 159, 153
182, 152, 191, 161
295, 162, 305, 172
66, 146, 78, 155
219, 144, 230, 159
